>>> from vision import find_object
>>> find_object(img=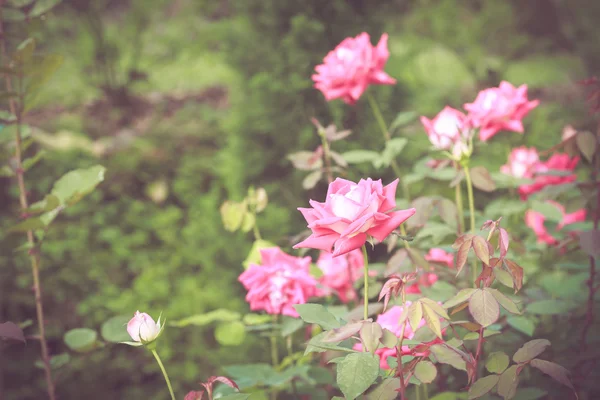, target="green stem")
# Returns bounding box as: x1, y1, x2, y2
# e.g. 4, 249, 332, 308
463, 165, 478, 286
423, 383, 430, 400
270, 315, 279, 400
455, 173, 464, 234
251, 209, 262, 241
362, 245, 369, 322
366, 92, 410, 201
416, 385, 422, 400
151, 349, 176, 400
